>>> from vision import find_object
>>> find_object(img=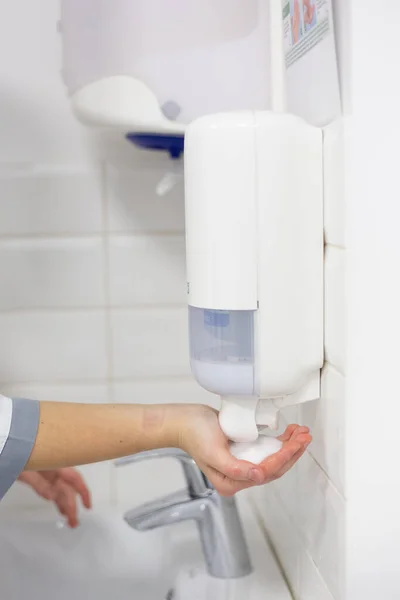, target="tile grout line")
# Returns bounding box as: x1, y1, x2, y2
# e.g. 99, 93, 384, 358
253, 489, 340, 600
0, 304, 188, 314
322, 129, 327, 389
303, 548, 337, 600
306, 450, 346, 501
0, 375, 197, 387
0, 231, 186, 241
